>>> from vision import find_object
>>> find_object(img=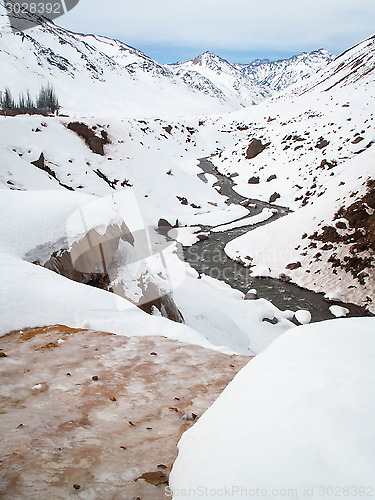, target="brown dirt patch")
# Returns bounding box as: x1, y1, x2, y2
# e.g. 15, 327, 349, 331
0, 325, 250, 499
